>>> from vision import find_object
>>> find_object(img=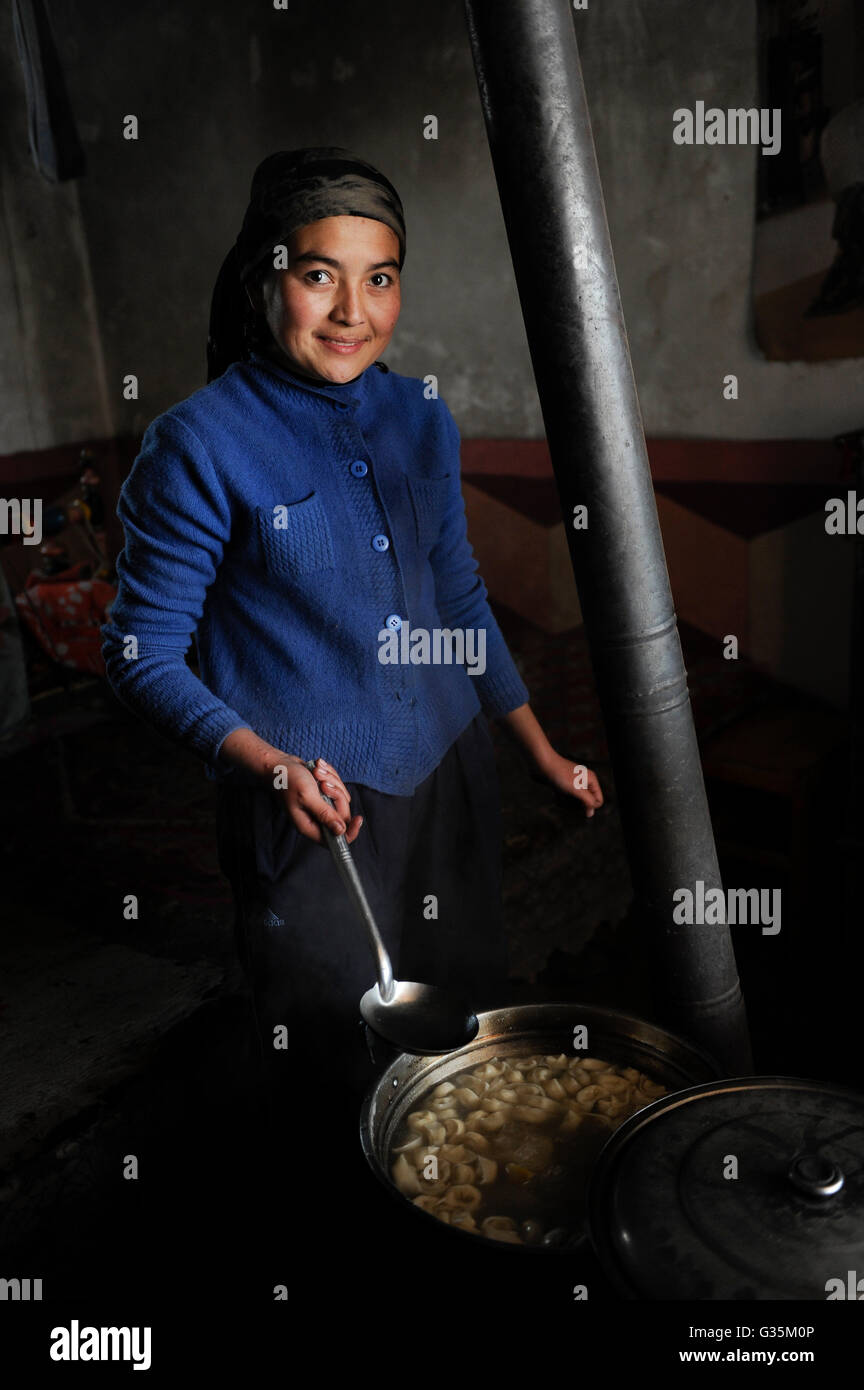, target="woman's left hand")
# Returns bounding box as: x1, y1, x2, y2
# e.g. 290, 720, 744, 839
539, 751, 604, 818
